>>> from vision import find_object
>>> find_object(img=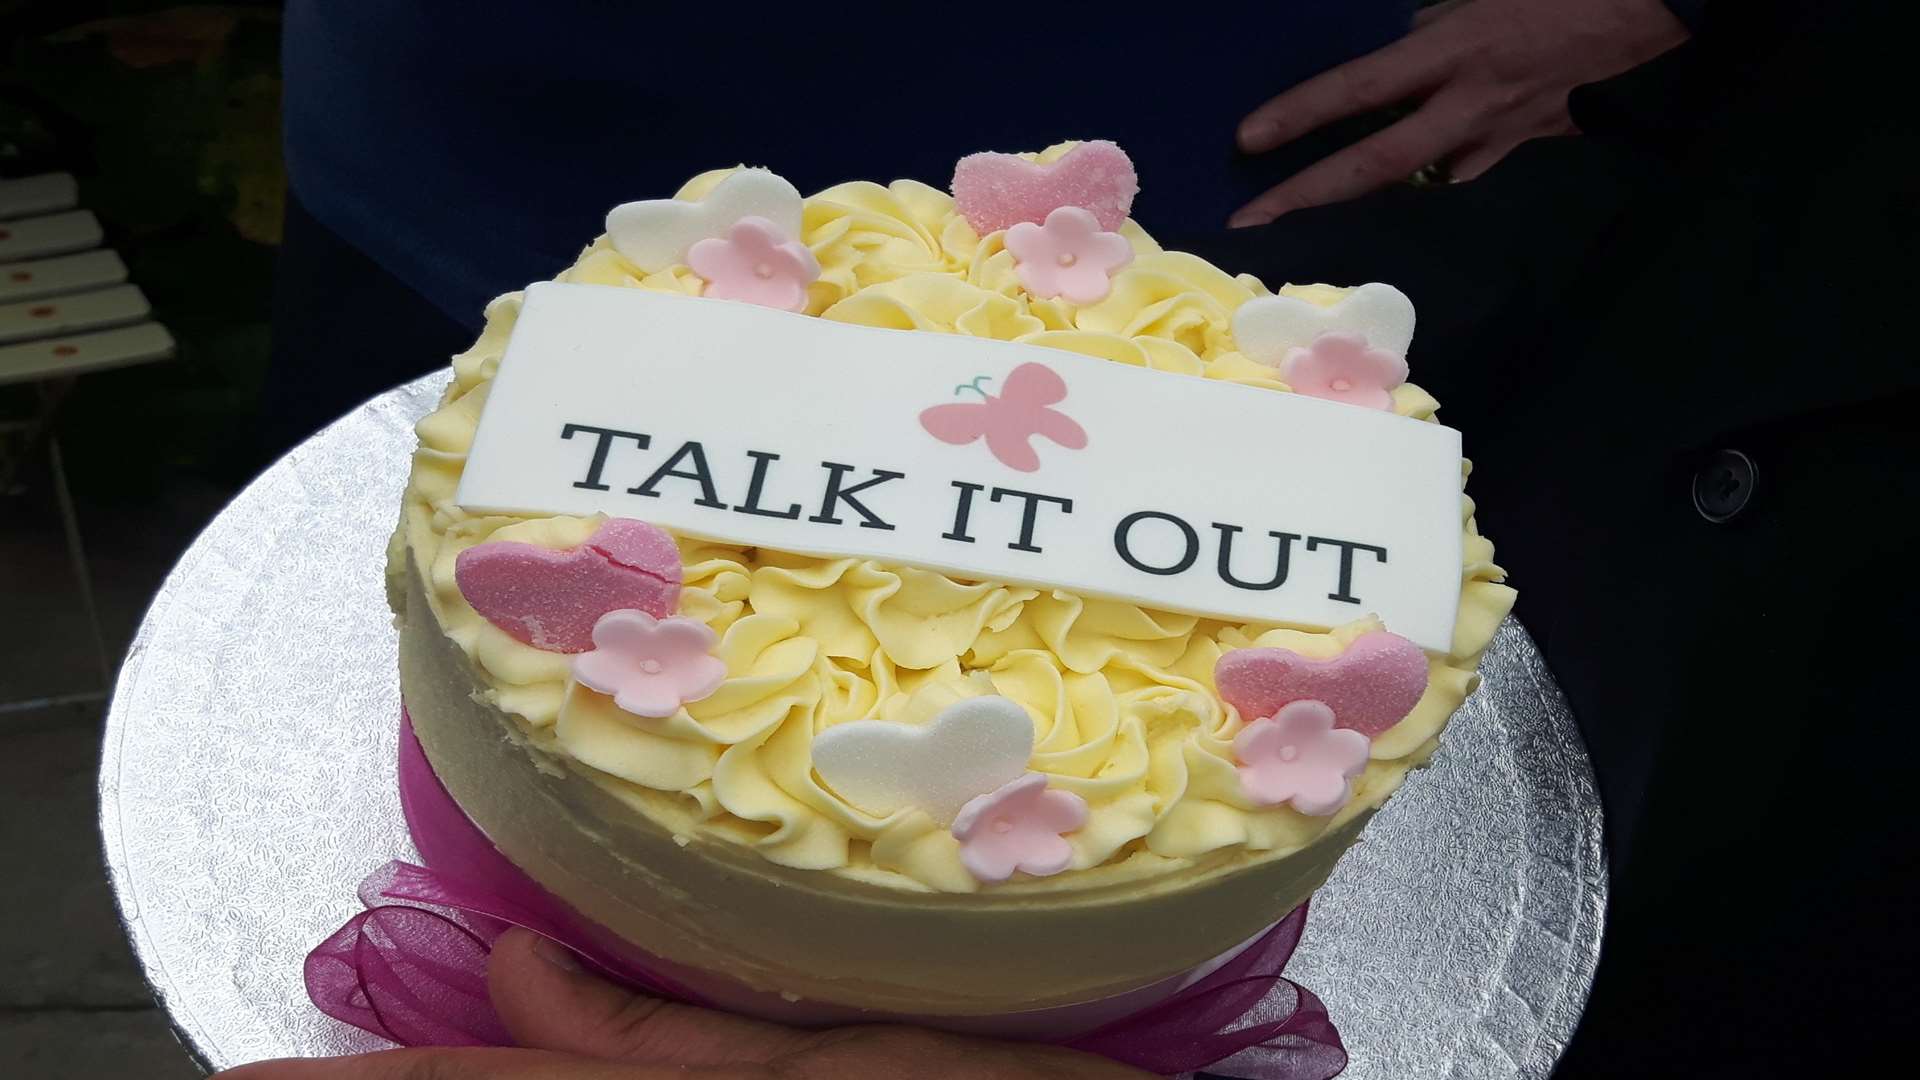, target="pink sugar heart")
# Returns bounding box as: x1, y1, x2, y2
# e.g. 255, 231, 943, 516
1213, 630, 1430, 738
453, 519, 682, 653
951, 140, 1138, 237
